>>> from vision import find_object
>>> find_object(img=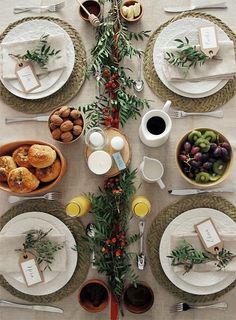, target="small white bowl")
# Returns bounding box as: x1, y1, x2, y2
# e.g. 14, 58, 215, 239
87, 150, 112, 175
